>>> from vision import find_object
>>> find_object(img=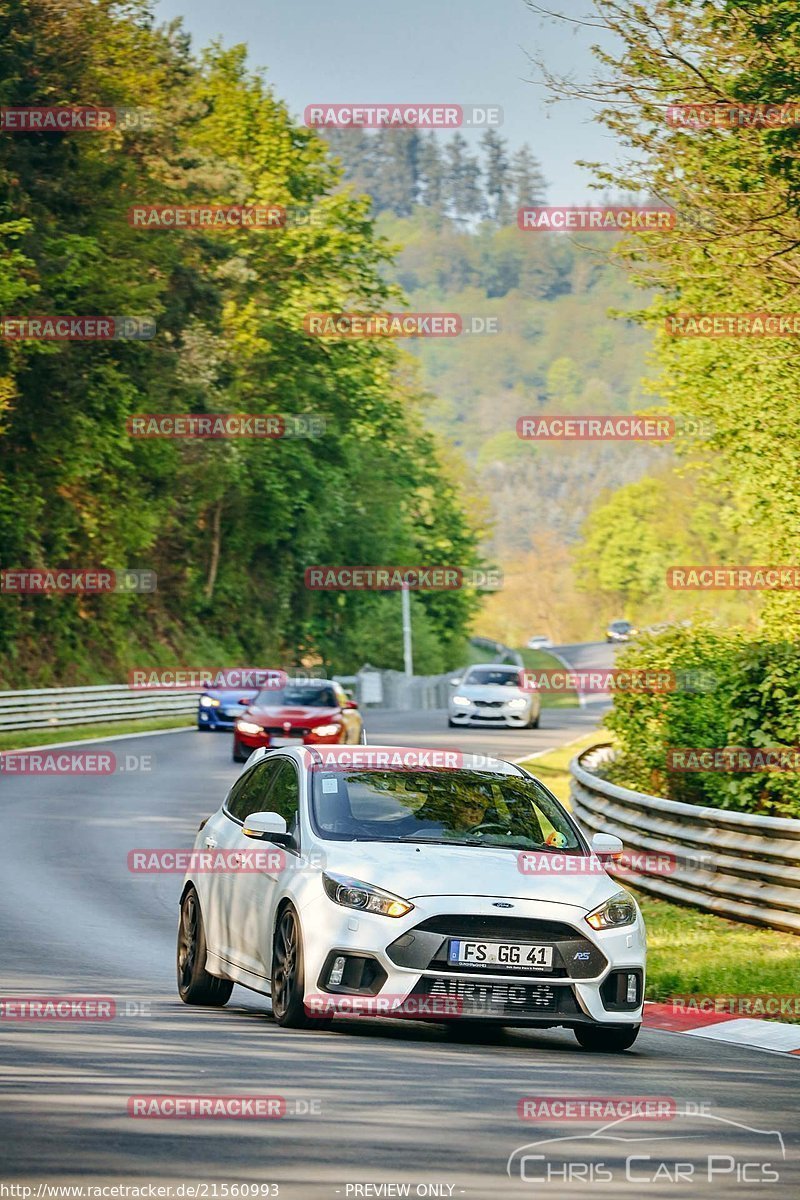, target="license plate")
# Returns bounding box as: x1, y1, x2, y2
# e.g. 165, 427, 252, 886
447, 939, 553, 970
270, 736, 303, 747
